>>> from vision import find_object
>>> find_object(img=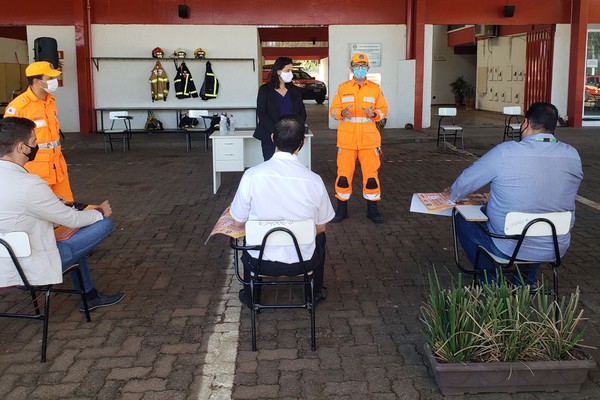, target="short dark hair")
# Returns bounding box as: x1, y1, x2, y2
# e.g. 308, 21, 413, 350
0, 117, 36, 157
269, 56, 293, 89
27, 74, 43, 86
273, 114, 305, 154
525, 102, 559, 133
